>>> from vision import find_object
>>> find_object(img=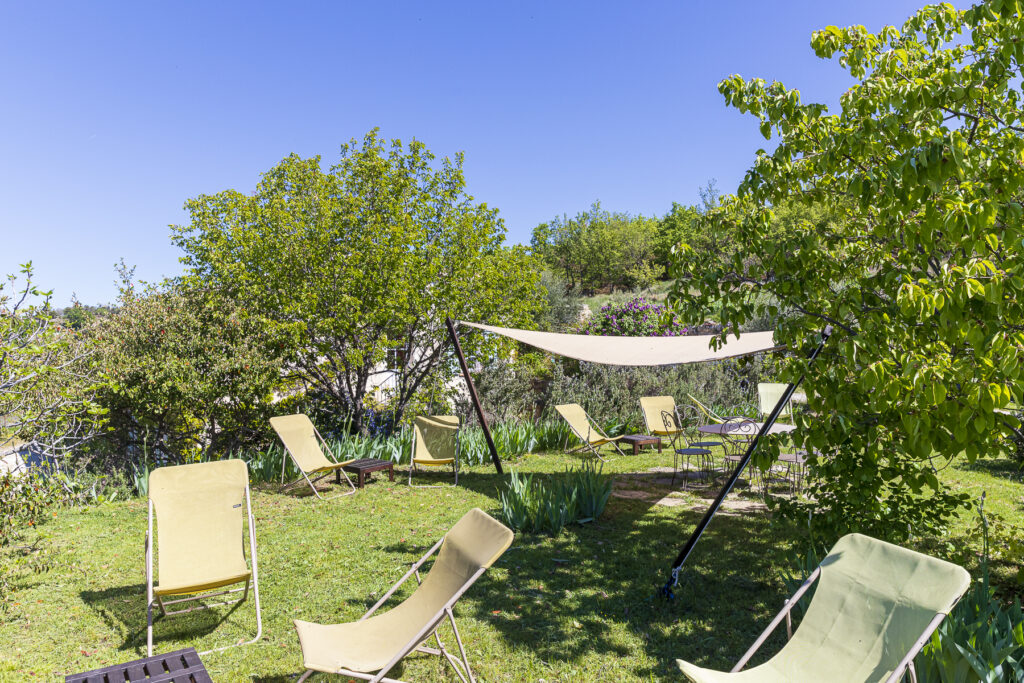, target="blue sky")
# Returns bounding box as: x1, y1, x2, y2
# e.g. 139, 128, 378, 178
1, 1, 948, 306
